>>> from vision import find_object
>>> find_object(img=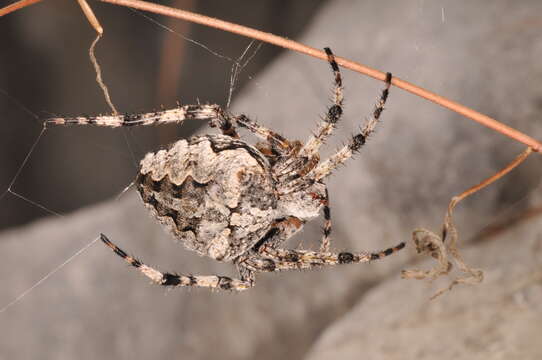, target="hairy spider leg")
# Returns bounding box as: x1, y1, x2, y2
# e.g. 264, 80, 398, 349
320, 188, 332, 252
249, 217, 306, 253
282, 72, 392, 196
299, 47, 345, 157
46, 102, 298, 153
241, 212, 403, 272
259, 241, 405, 271
100, 234, 253, 291
276, 47, 345, 178
47, 104, 222, 127
309, 72, 392, 181
234, 114, 296, 156
46, 104, 243, 137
